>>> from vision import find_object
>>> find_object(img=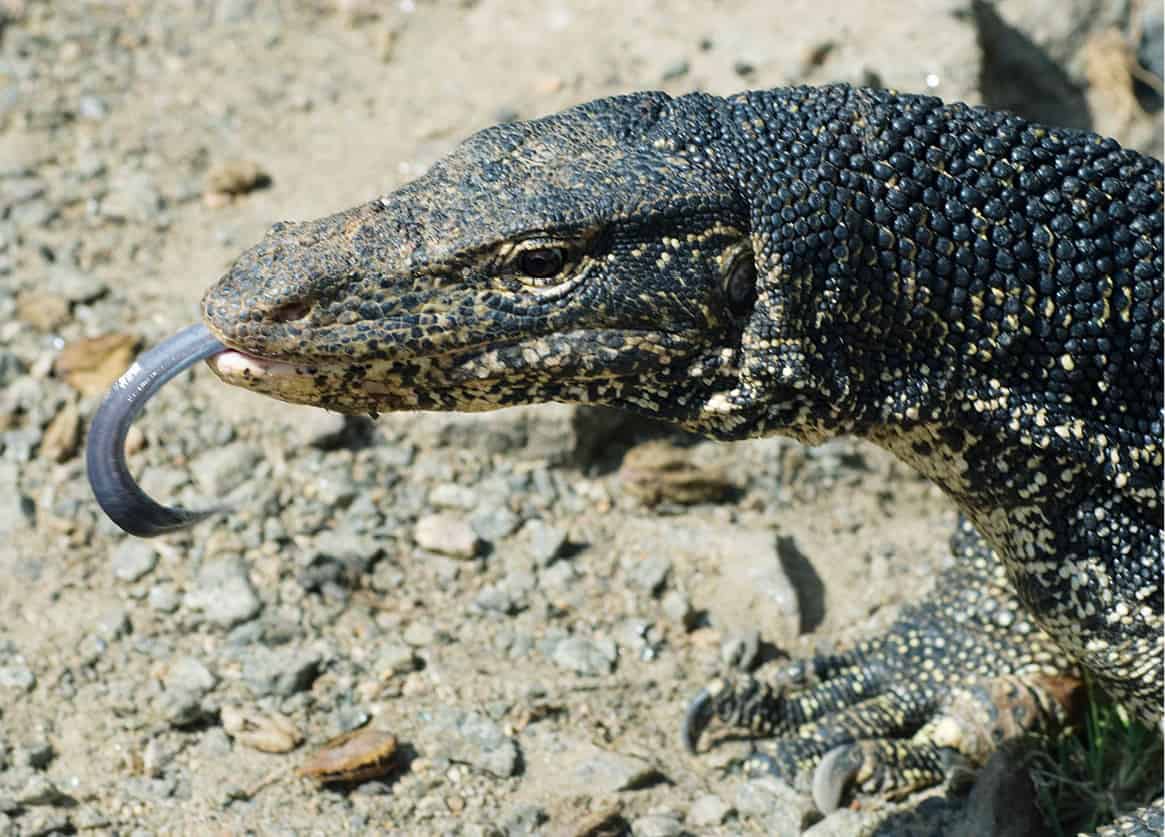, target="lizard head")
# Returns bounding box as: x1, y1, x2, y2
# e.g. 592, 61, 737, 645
202, 91, 768, 437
